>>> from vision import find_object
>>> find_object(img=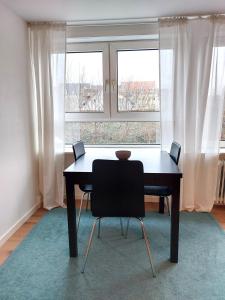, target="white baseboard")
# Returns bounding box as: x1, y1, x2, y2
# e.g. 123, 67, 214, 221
0, 198, 41, 247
